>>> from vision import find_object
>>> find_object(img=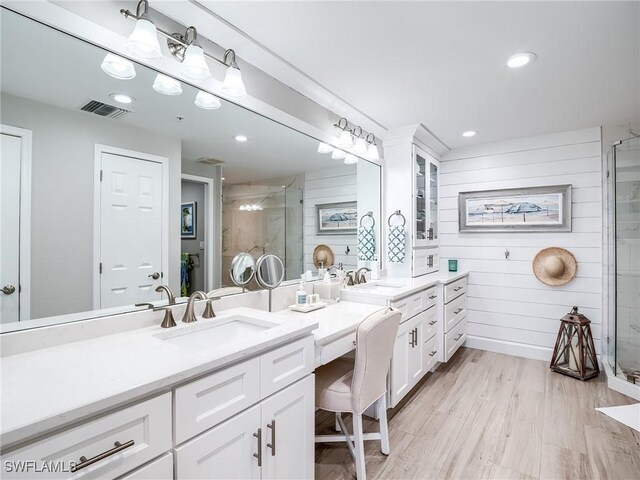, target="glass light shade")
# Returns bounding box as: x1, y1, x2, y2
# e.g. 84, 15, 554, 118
344, 154, 358, 165
331, 149, 346, 160
195, 91, 221, 110
125, 18, 162, 60
367, 143, 380, 161
182, 44, 211, 80
354, 137, 368, 154
339, 130, 353, 148
221, 66, 247, 98
101, 54, 136, 80
153, 74, 182, 95
317, 142, 333, 154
